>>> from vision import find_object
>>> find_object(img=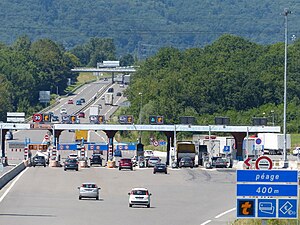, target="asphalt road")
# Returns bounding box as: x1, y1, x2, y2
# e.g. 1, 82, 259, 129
0, 166, 236, 225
